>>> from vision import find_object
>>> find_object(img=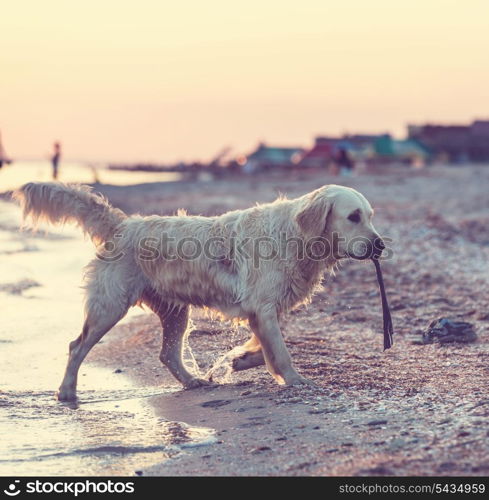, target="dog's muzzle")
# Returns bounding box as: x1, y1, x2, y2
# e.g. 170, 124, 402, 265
349, 237, 385, 260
